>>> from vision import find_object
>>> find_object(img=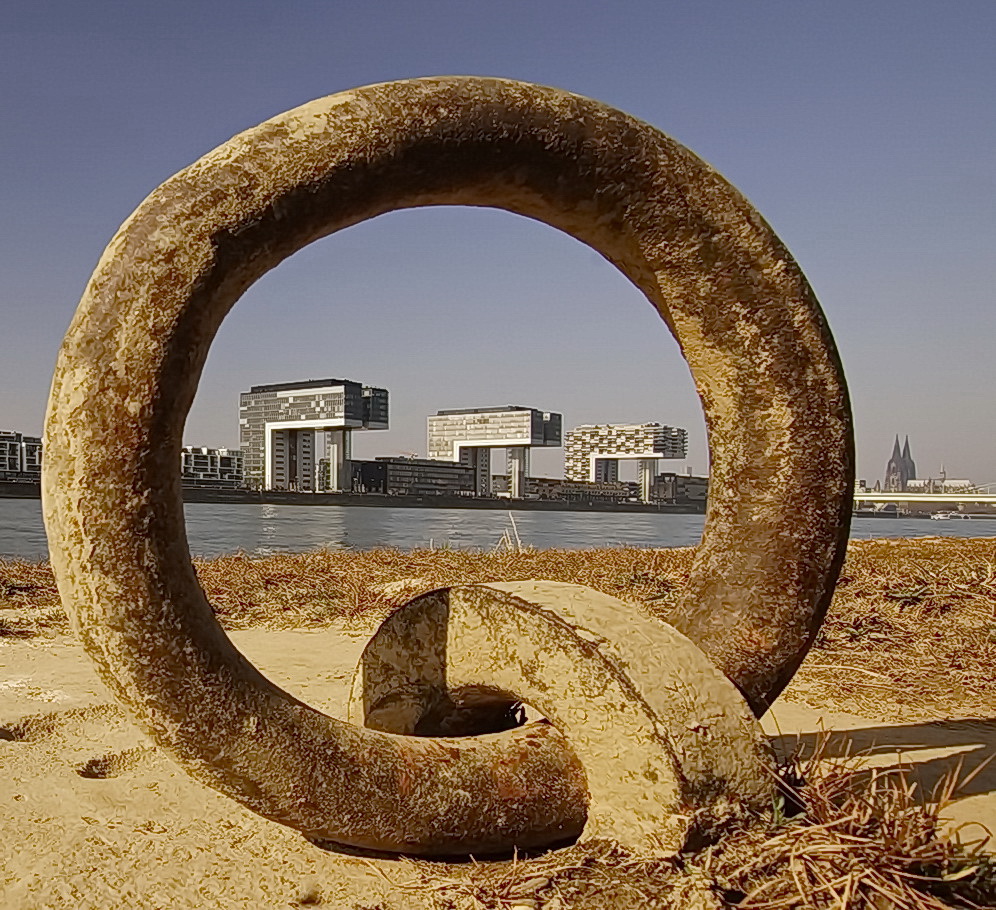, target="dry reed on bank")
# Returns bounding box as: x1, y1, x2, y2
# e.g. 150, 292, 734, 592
367, 744, 996, 909
2, 536, 993, 719
703, 735, 996, 910
0, 544, 695, 634
793, 538, 996, 720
